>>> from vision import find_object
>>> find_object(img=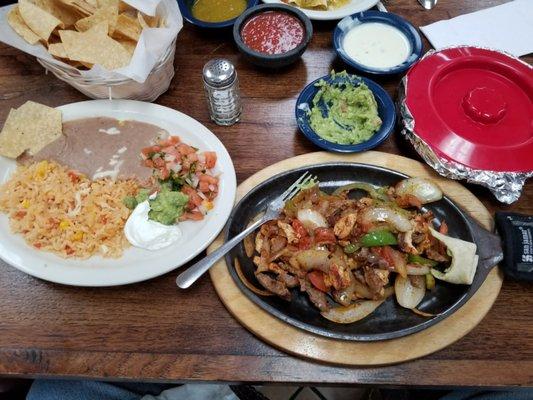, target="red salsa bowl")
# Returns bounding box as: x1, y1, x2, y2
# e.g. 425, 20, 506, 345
233, 4, 313, 68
